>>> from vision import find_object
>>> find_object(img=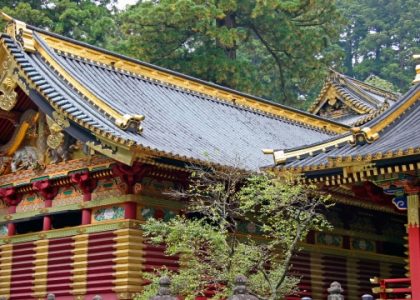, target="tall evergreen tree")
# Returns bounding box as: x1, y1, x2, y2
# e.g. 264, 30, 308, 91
113, 0, 343, 106
1, 0, 117, 47
338, 0, 420, 91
